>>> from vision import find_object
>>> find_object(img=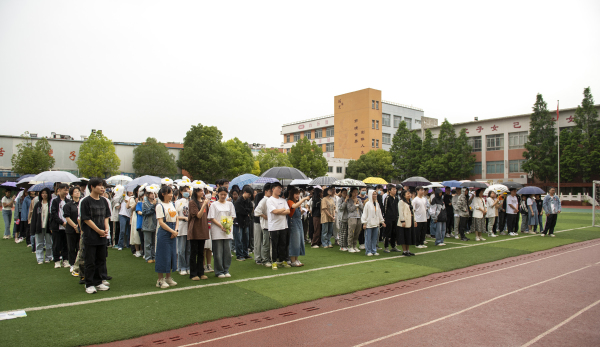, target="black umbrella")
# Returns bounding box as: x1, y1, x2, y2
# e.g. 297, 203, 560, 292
309, 176, 337, 186
261, 166, 308, 180
498, 181, 524, 189
460, 181, 488, 189
402, 176, 431, 187
16, 174, 37, 189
